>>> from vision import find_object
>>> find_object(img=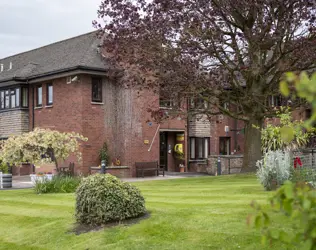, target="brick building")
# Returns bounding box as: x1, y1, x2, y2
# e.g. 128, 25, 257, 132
0, 32, 248, 177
